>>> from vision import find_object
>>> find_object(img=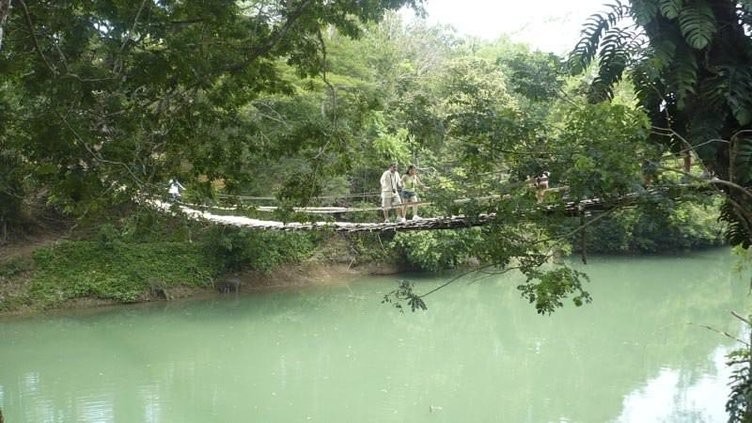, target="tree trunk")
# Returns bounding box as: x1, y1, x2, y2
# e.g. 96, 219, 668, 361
0, 0, 11, 51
